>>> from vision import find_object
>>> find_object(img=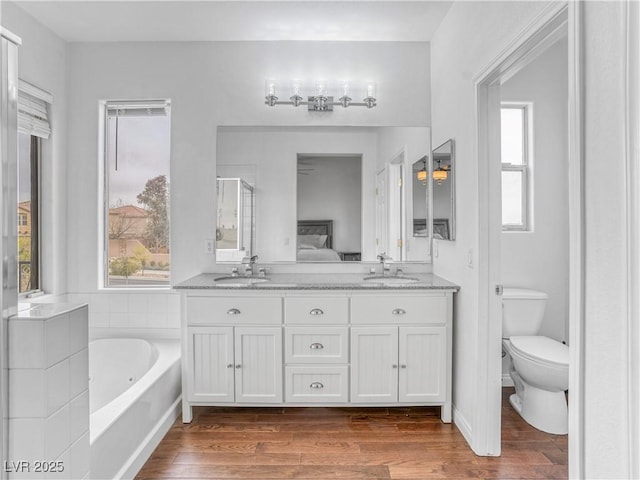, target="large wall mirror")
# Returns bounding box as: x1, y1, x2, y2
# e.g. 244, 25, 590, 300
216, 126, 431, 263
432, 139, 455, 241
